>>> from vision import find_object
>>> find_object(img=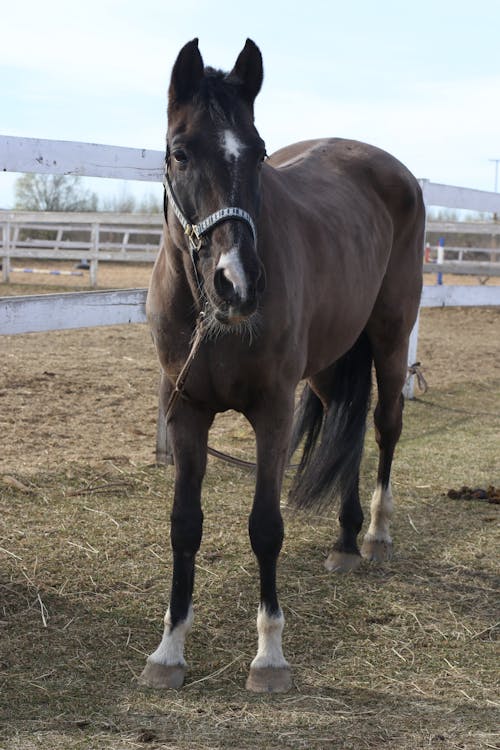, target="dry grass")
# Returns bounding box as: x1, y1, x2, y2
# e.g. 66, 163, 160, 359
0, 293, 499, 749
